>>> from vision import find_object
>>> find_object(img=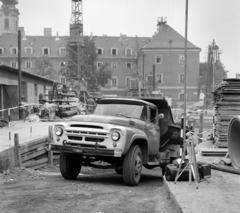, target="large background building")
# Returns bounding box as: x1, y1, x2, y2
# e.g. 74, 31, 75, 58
0, 1, 201, 101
